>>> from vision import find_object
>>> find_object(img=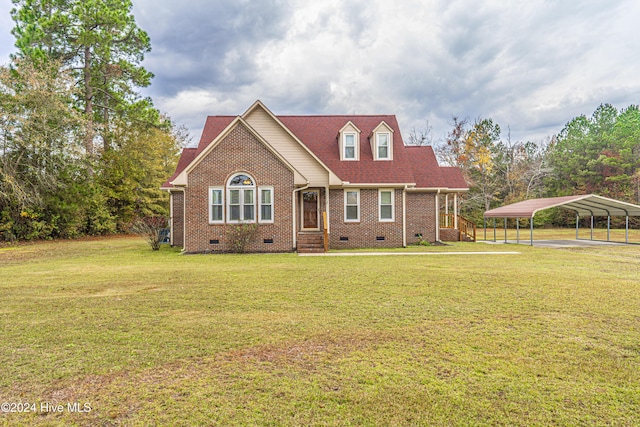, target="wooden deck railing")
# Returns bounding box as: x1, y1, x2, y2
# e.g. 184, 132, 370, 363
440, 213, 476, 242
